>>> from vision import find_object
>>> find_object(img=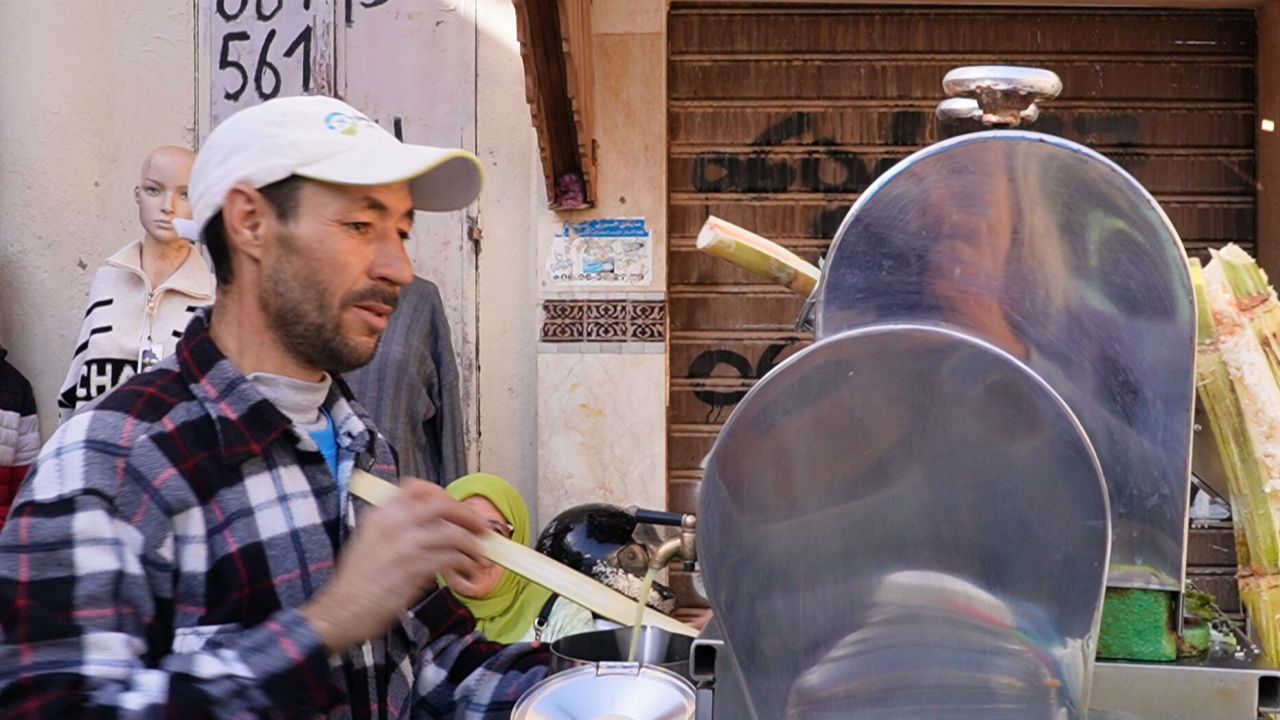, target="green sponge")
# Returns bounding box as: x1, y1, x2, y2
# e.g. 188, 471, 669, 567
1177, 622, 1211, 658
1097, 588, 1177, 661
